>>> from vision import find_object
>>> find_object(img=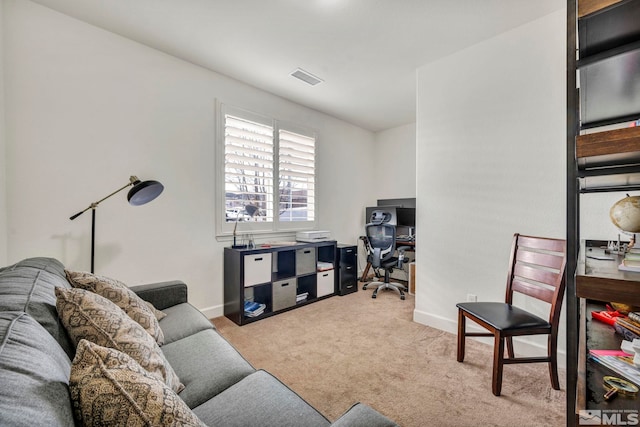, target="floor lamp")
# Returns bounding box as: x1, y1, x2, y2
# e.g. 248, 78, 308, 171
70, 175, 164, 273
